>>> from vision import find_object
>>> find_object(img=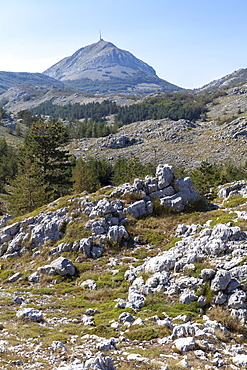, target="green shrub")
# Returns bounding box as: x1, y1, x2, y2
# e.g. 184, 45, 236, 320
0, 270, 14, 281
125, 326, 160, 341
